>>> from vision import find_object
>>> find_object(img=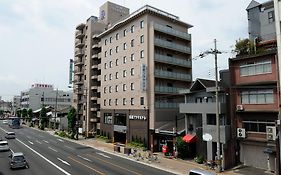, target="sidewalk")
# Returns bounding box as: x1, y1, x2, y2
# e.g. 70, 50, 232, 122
46, 130, 234, 175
